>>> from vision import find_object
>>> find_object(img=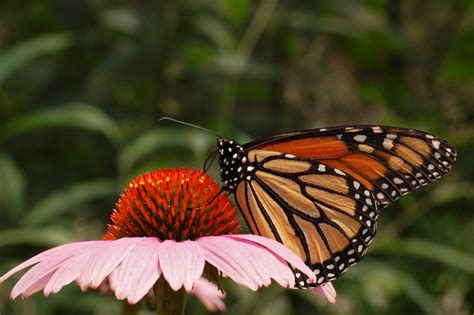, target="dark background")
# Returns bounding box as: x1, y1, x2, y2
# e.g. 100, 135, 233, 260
0, 1, 473, 314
